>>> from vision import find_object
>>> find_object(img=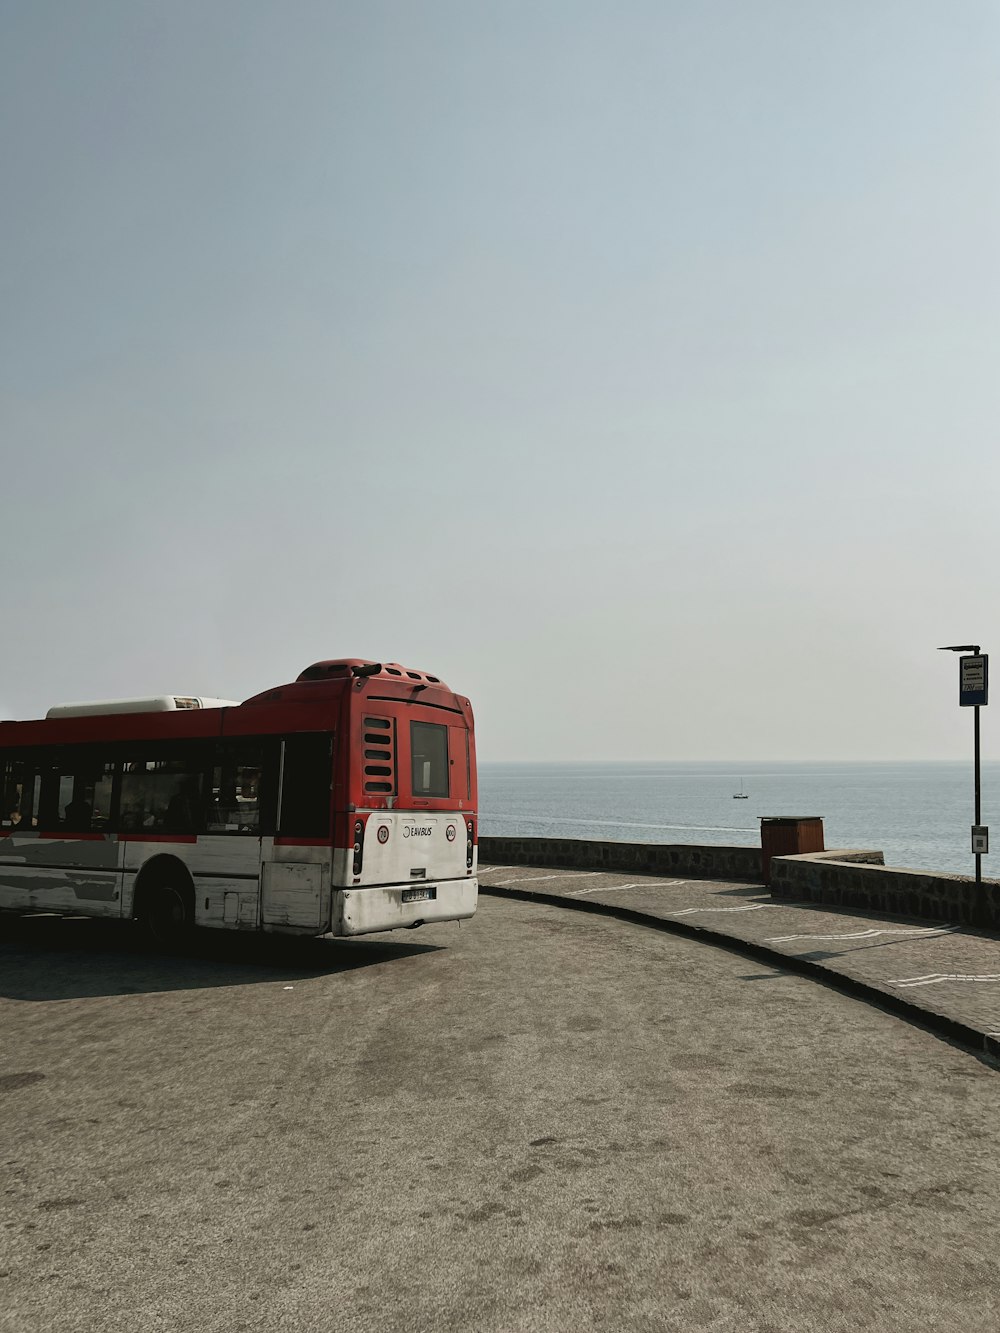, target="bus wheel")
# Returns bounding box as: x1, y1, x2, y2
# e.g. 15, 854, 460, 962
141, 881, 194, 947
